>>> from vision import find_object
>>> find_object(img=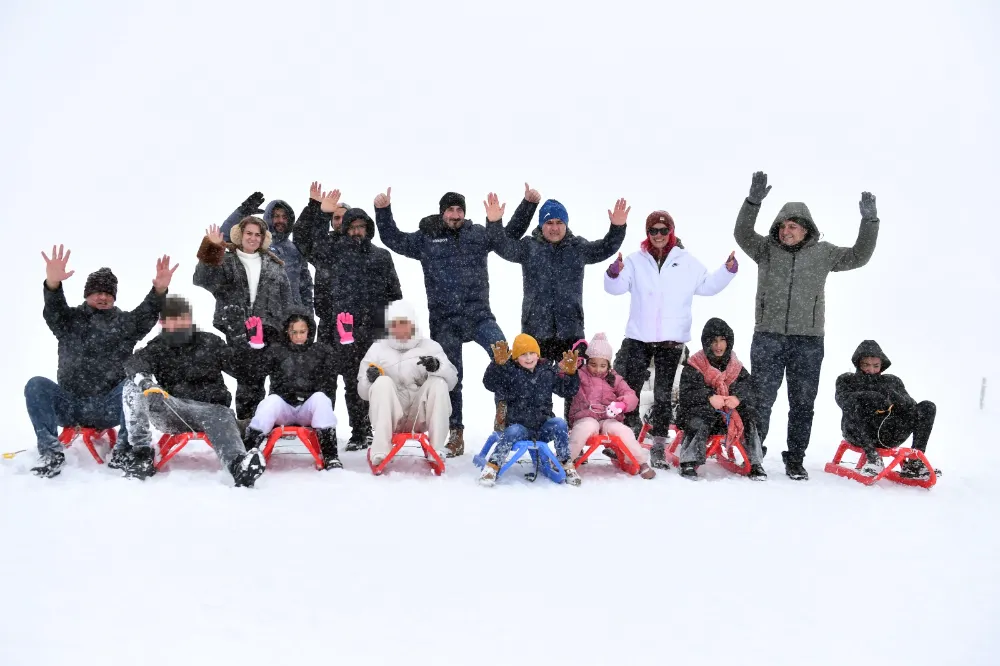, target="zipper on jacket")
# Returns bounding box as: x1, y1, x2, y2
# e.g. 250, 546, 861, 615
784, 253, 797, 334
812, 296, 818, 328
757, 292, 766, 324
